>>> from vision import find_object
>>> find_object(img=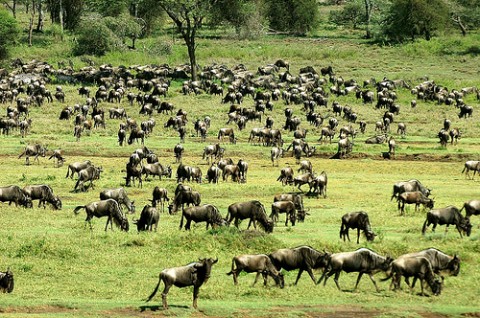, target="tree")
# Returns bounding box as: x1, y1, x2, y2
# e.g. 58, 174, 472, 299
210, 0, 265, 38
329, 1, 365, 29
103, 13, 142, 49
45, 0, 84, 31
383, 0, 449, 42
449, 0, 480, 36
264, 0, 318, 35
73, 15, 119, 56
0, 8, 20, 59
157, 0, 218, 81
